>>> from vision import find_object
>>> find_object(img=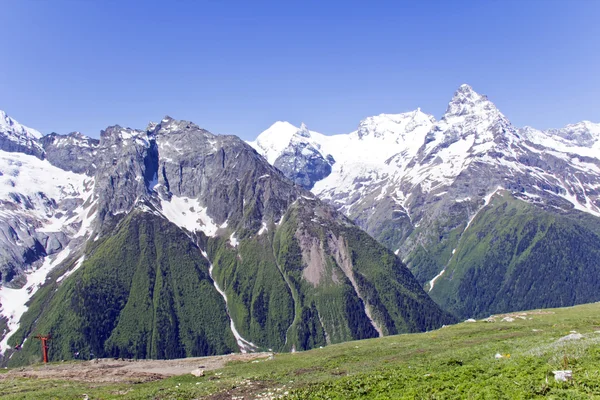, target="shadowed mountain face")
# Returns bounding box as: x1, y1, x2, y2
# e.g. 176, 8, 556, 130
0, 112, 454, 366
251, 84, 600, 319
